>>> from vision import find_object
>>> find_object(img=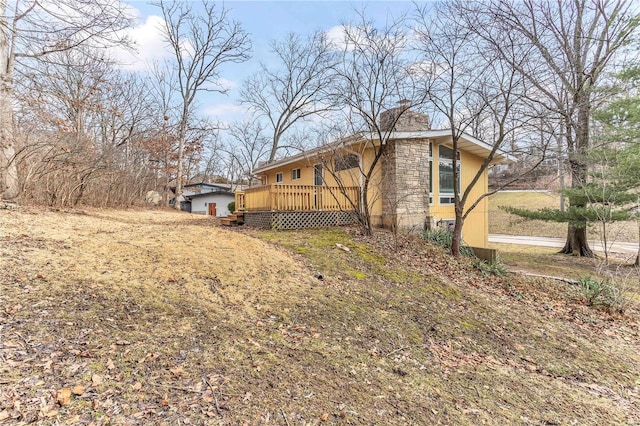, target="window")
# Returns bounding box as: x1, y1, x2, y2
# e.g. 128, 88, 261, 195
438, 145, 460, 205
291, 168, 301, 180
314, 164, 323, 186
275, 172, 283, 183
334, 153, 359, 171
